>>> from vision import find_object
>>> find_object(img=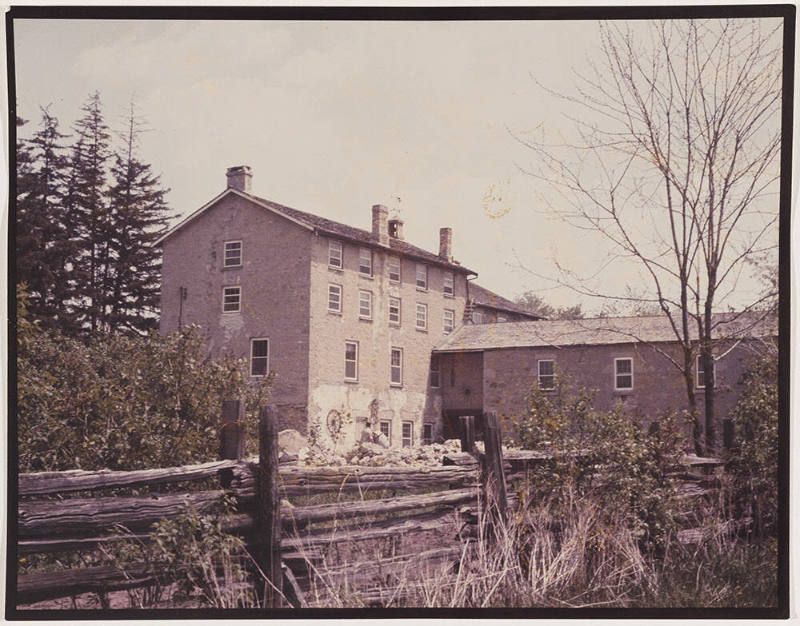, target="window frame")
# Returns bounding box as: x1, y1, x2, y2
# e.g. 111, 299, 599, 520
538, 359, 555, 390
443, 308, 455, 334
423, 423, 434, 445
388, 256, 401, 283
443, 271, 454, 296
614, 357, 634, 391
328, 240, 343, 269
344, 341, 359, 382
388, 296, 401, 326
696, 354, 717, 389
415, 302, 428, 330
416, 263, 428, 290
250, 338, 269, 377
401, 421, 414, 448
328, 283, 343, 313
223, 240, 242, 268
358, 289, 373, 320
430, 357, 441, 388
472, 311, 483, 324
390, 347, 403, 386
379, 419, 392, 445
359, 247, 373, 277
222, 286, 241, 313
